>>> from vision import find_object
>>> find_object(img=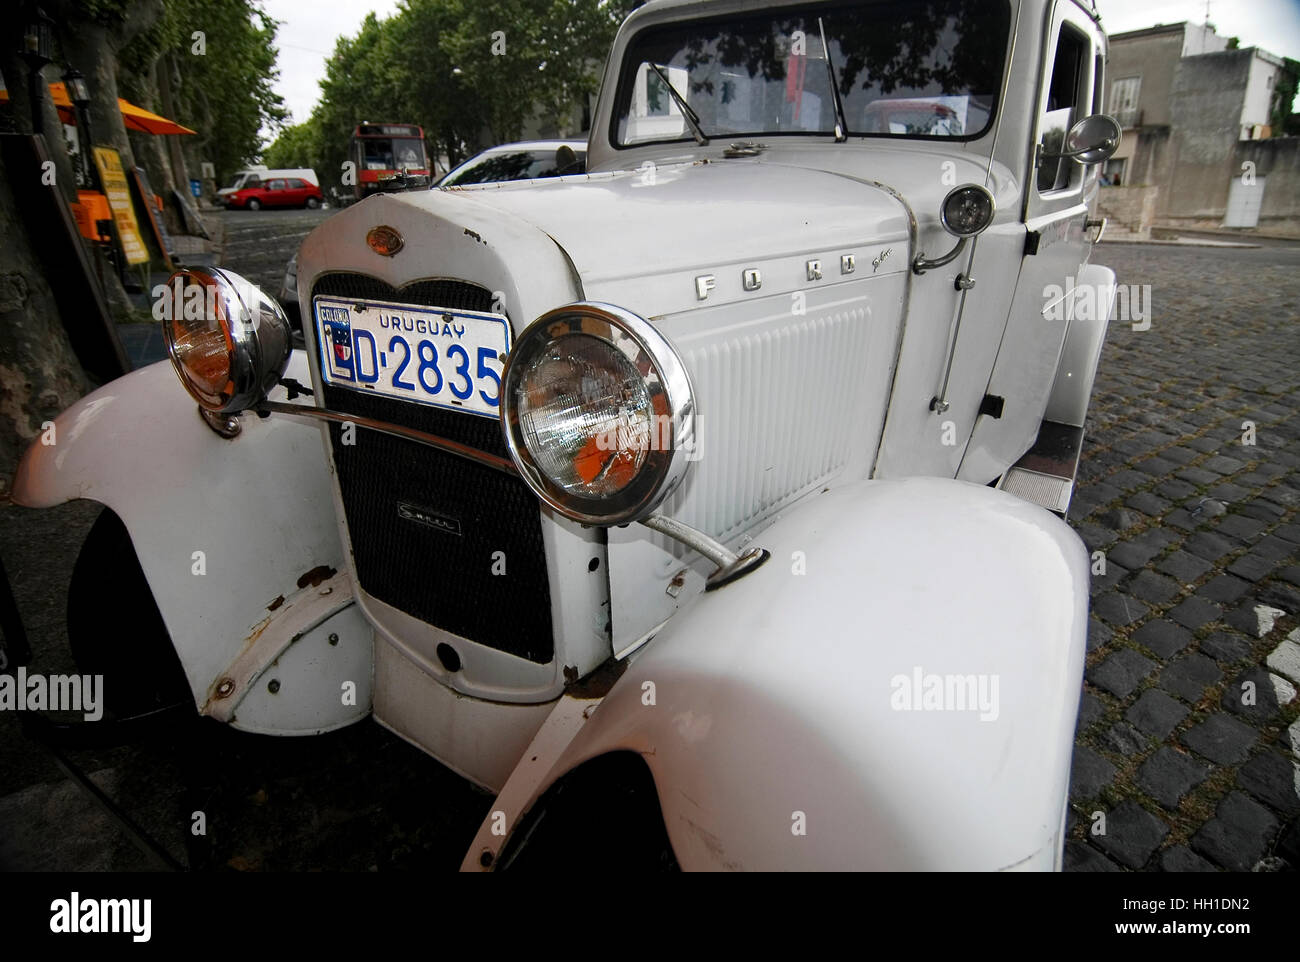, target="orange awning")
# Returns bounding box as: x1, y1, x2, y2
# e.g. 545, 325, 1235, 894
0, 82, 196, 135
